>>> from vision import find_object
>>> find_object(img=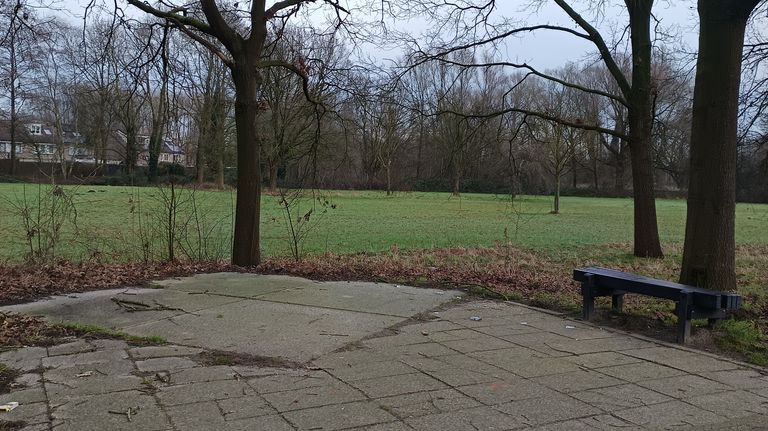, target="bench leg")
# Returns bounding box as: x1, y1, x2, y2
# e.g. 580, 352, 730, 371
611, 294, 624, 313
677, 292, 692, 344
581, 274, 596, 321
